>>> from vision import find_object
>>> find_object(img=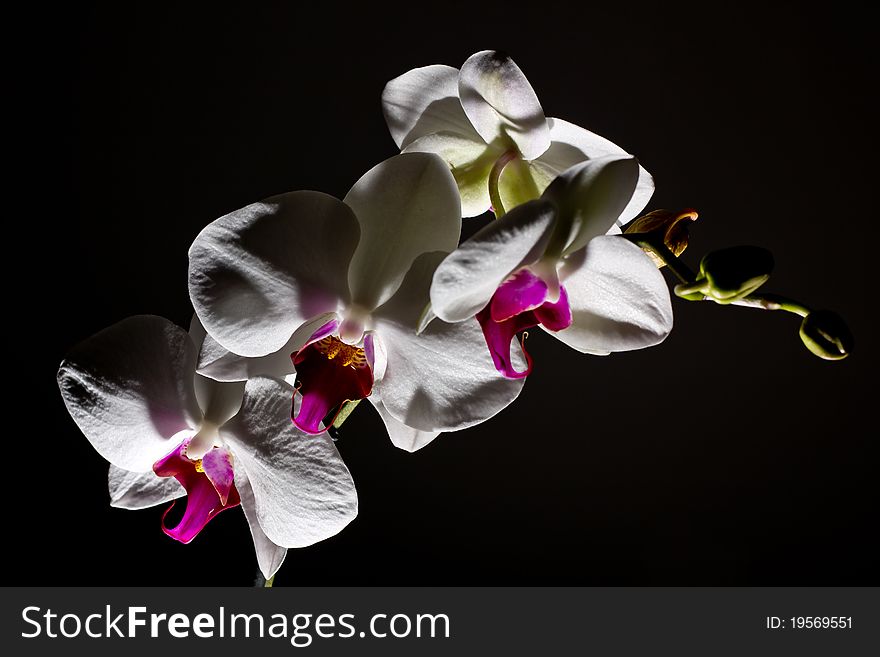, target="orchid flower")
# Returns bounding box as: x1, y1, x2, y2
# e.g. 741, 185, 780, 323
382, 50, 653, 220
57, 315, 358, 580
187, 153, 526, 452
429, 154, 674, 379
